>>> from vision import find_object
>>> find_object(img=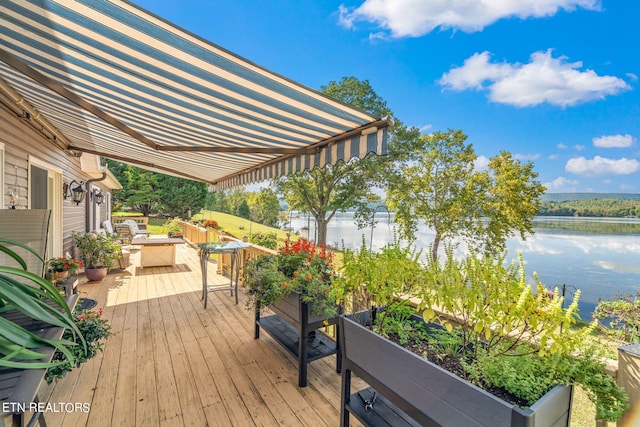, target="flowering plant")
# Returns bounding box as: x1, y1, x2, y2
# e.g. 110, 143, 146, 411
202, 218, 219, 229
47, 257, 83, 275
244, 239, 337, 317
45, 307, 112, 383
